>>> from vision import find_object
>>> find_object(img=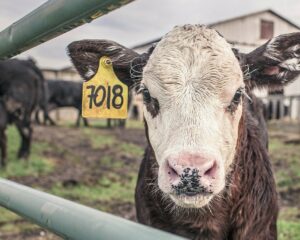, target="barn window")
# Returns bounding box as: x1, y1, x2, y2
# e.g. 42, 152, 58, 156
260, 20, 274, 39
